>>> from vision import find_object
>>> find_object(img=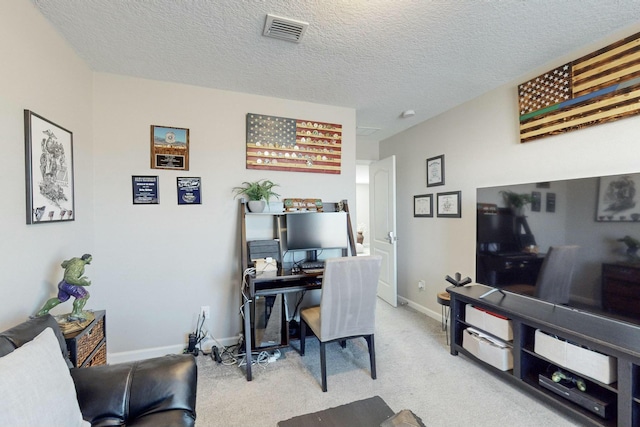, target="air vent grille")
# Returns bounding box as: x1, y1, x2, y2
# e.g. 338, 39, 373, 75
263, 14, 308, 43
